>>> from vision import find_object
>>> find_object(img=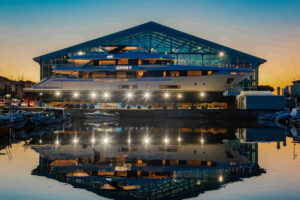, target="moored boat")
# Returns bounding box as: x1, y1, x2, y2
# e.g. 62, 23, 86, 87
84, 111, 119, 121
